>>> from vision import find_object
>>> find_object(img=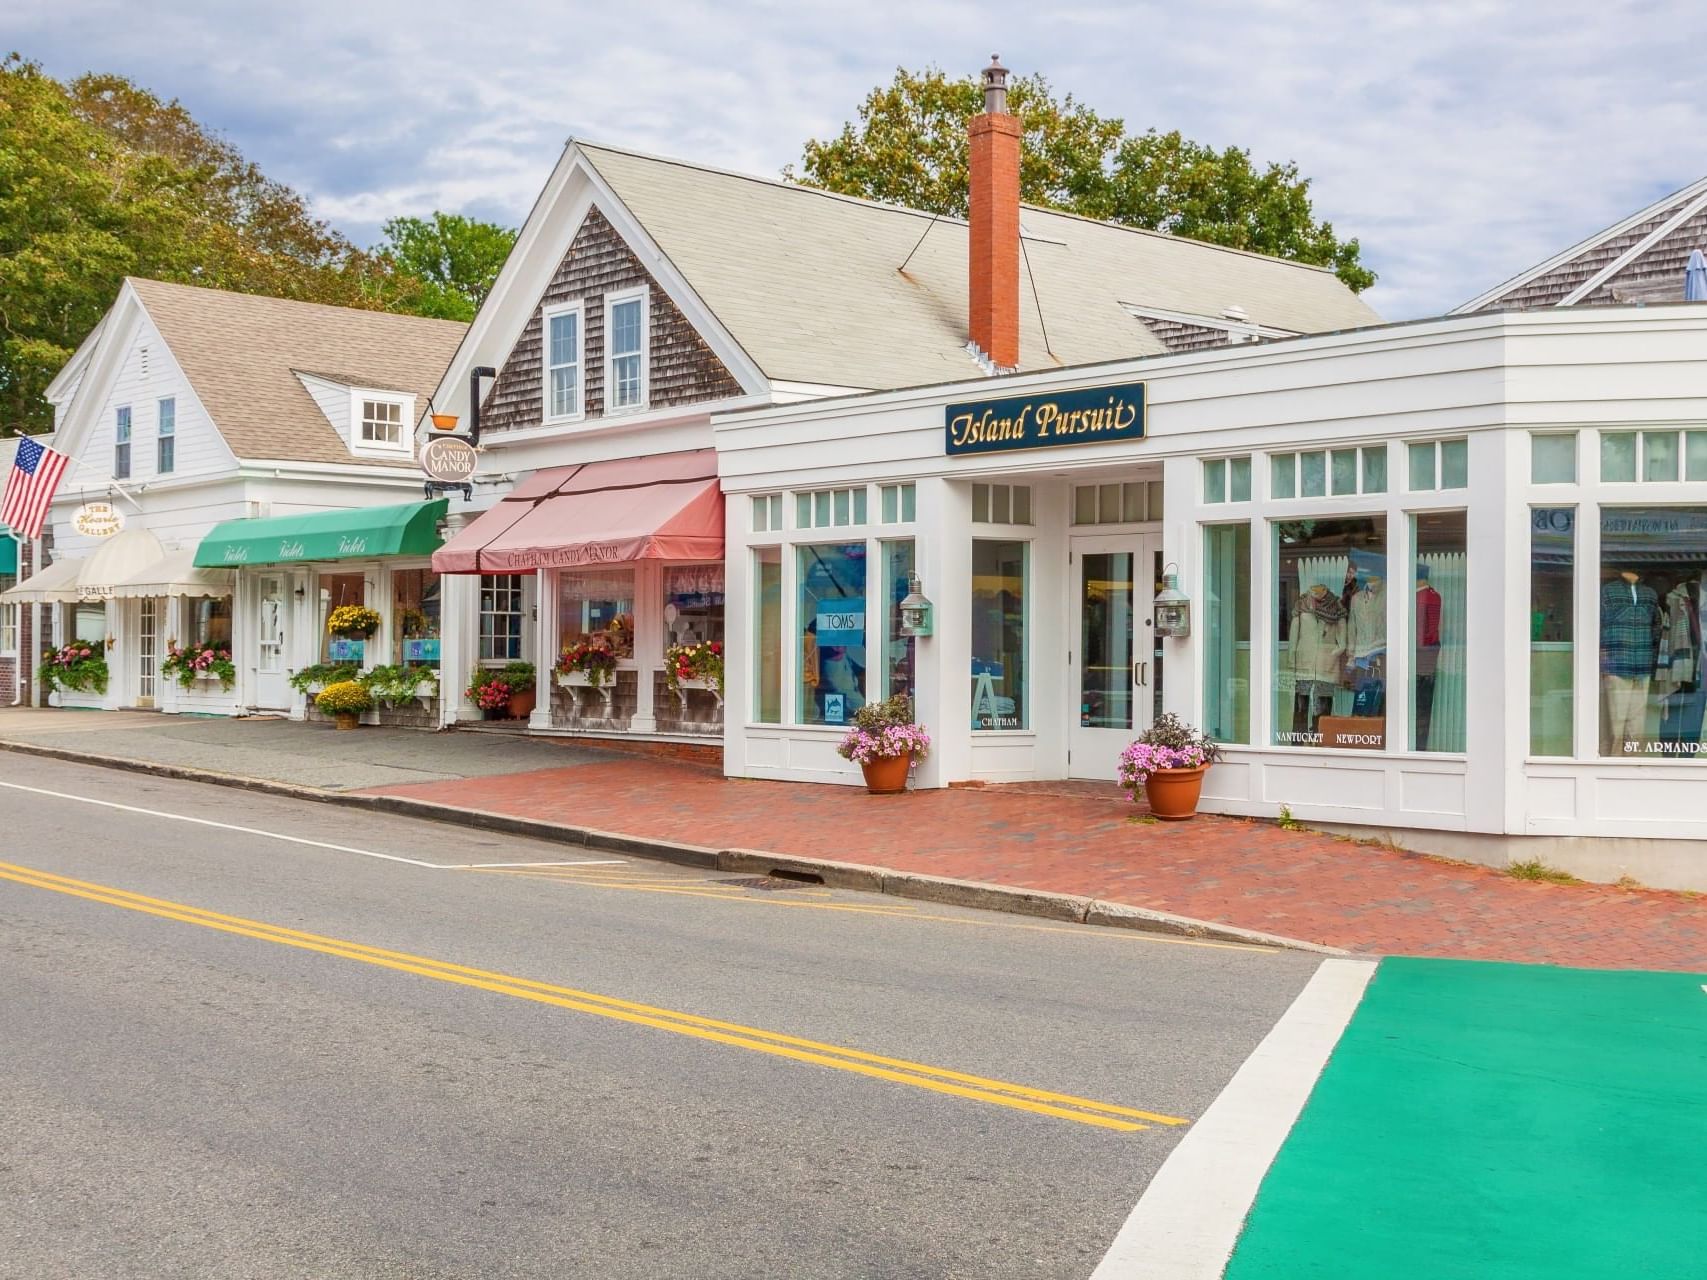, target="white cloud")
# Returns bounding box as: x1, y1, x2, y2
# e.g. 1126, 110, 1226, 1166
11, 0, 1707, 318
